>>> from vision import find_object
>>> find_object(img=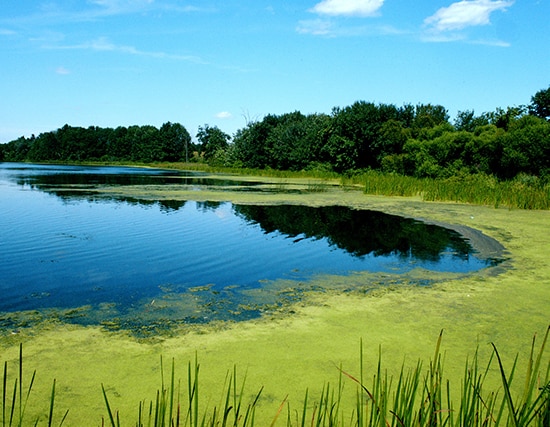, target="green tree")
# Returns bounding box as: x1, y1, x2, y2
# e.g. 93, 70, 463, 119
196, 124, 230, 162
462, 124, 503, 175
265, 112, 329, 171
231, 115, 281, 169
454, 110, 490, 132
413, 104, 449, 133
486, 106, 526, 130
529, 85, 550, 120
137, 125, 161, 162
9, 136, 32, 161
498, 115, 550, 178
159, 122, 192, 162
28, 132, 59, 161
322, 102, 402, 171
107, 126, 130, 160
375, 119, 410, 166
402, 137, 441, 178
